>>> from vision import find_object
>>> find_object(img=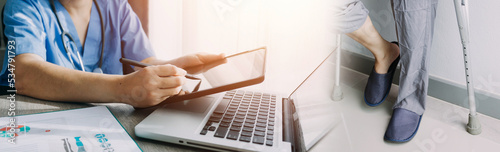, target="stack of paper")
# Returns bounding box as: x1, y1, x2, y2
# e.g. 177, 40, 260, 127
0, 106, 142, 152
